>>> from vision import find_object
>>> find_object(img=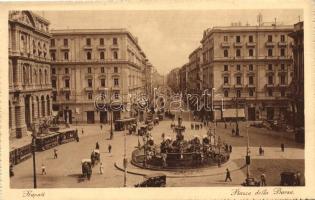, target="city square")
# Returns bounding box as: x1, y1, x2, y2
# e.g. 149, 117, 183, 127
8, 9, 305, 189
